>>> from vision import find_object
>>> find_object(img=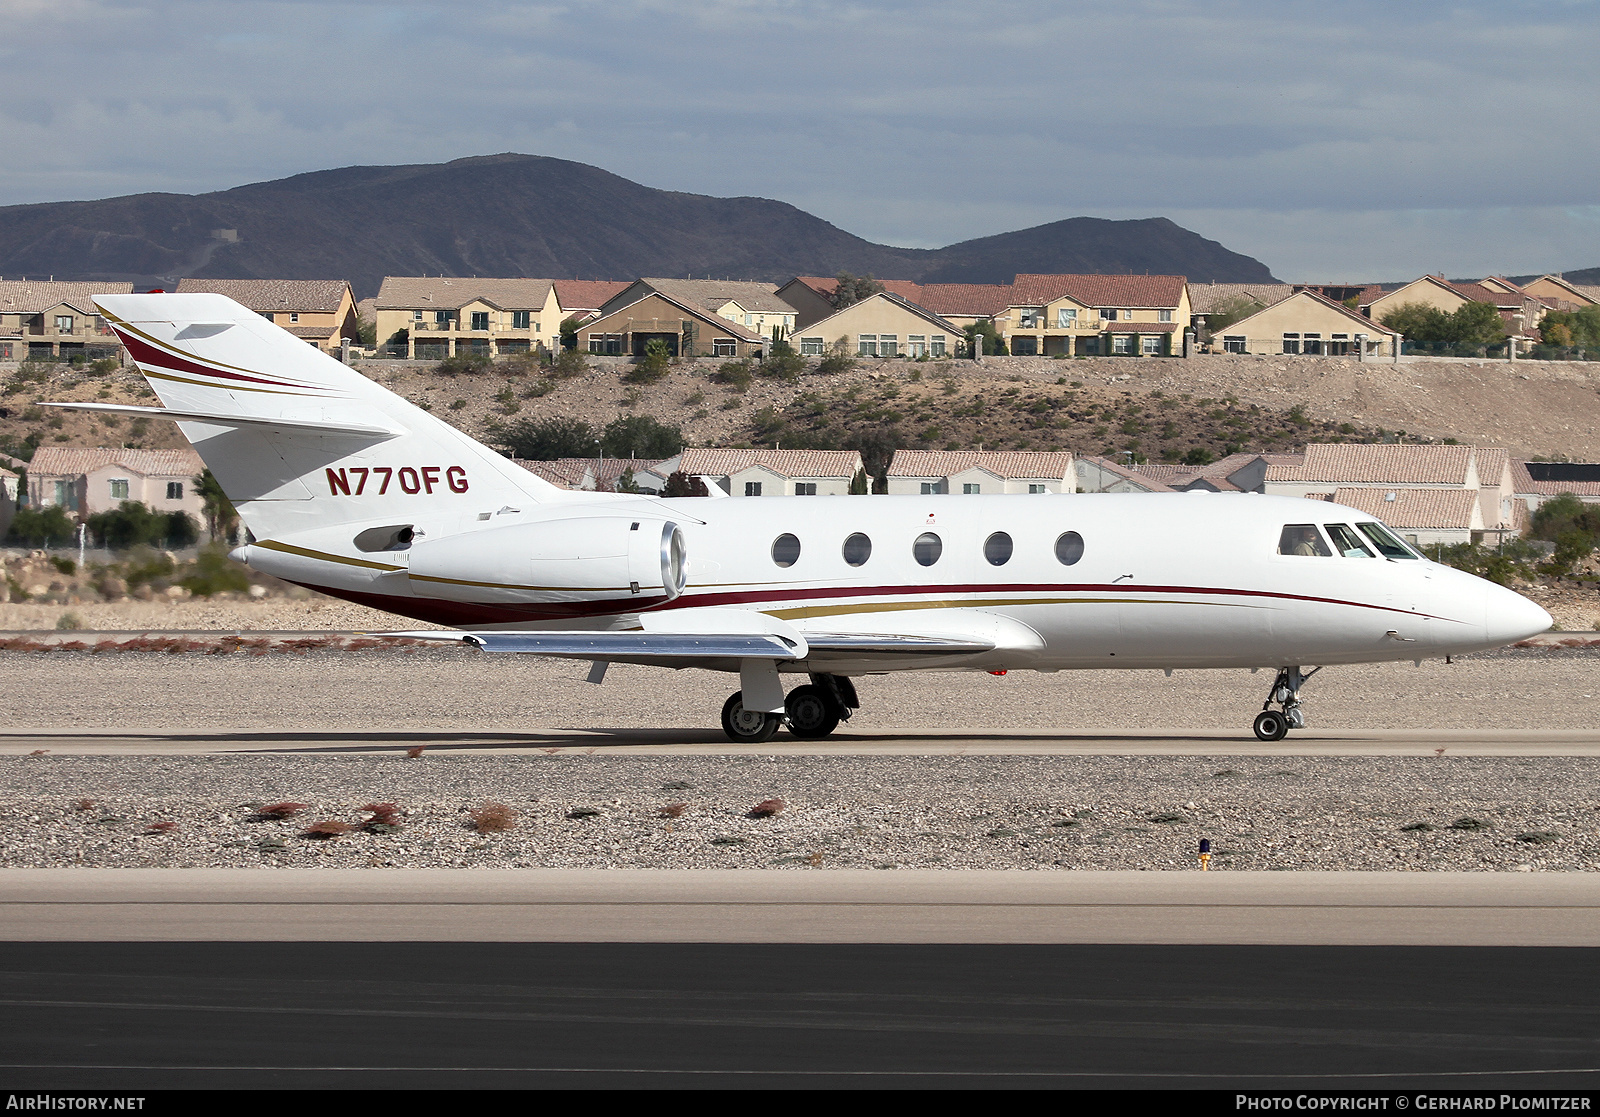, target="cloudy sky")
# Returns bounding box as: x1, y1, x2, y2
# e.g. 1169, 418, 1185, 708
2, 0, 1596, 281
